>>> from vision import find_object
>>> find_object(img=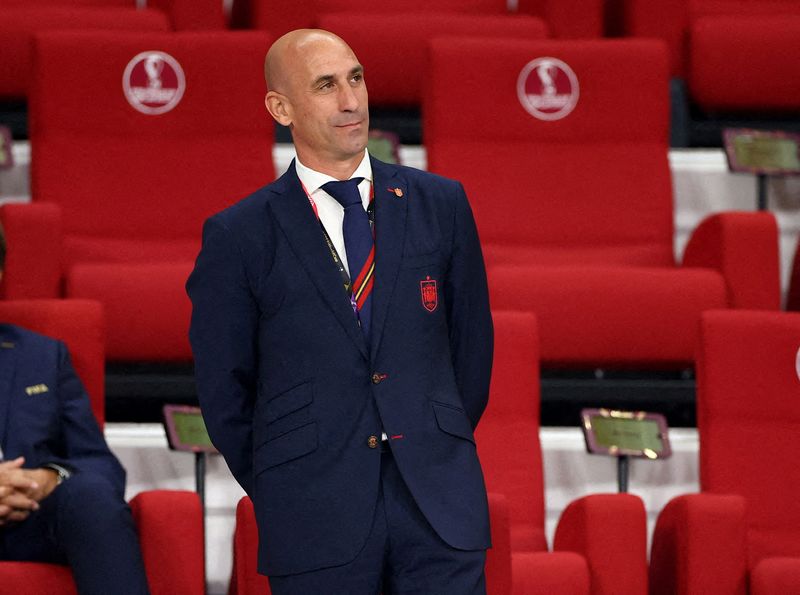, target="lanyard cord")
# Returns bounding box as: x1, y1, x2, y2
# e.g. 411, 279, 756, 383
300, 180, 375, 296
